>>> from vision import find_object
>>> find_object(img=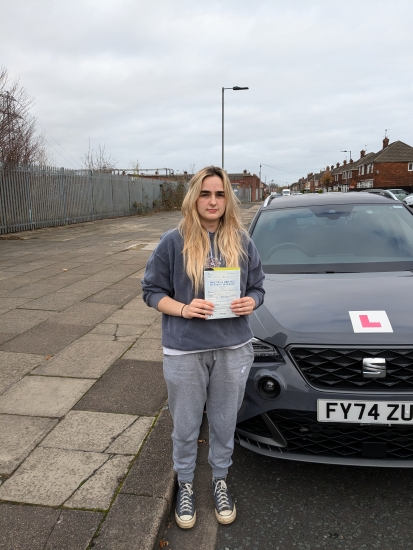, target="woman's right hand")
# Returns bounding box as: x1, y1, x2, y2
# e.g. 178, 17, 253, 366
182, 299, 215, 319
